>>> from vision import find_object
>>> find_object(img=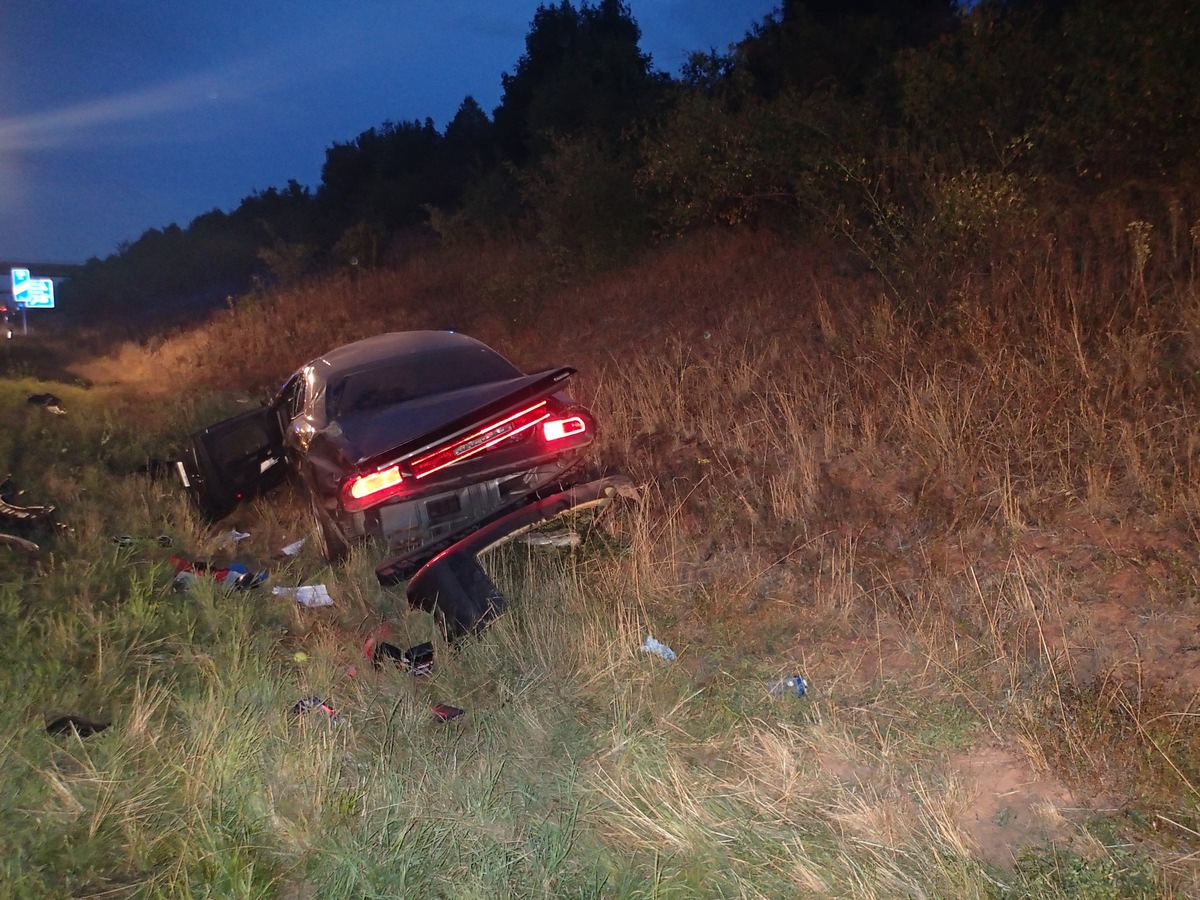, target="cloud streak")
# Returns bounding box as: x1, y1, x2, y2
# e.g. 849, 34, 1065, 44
0, 60, 285, 152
